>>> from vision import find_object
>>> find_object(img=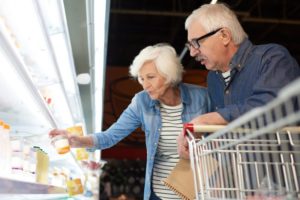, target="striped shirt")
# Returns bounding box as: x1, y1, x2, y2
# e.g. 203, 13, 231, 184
222, 70, 231, 86
152, 102, 183, 199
